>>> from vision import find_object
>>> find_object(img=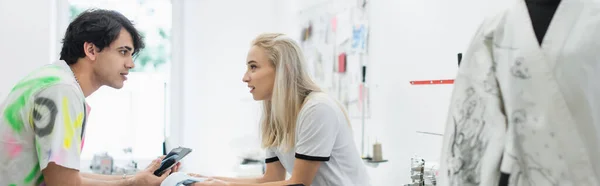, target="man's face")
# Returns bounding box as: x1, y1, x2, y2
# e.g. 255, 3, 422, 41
93, 28, 135, 89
